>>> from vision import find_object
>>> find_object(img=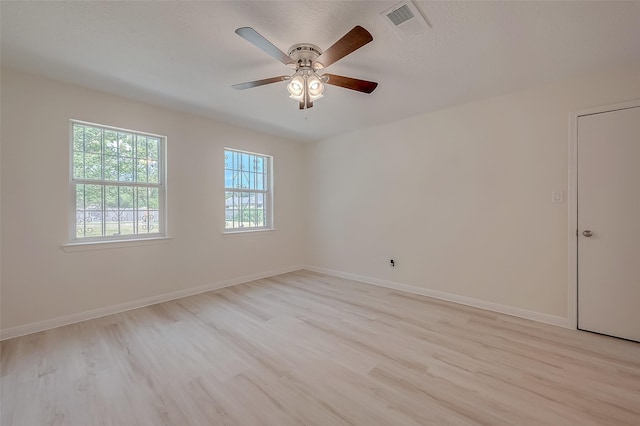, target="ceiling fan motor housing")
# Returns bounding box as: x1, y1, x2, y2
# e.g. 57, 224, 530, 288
287, 43, 323, 69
